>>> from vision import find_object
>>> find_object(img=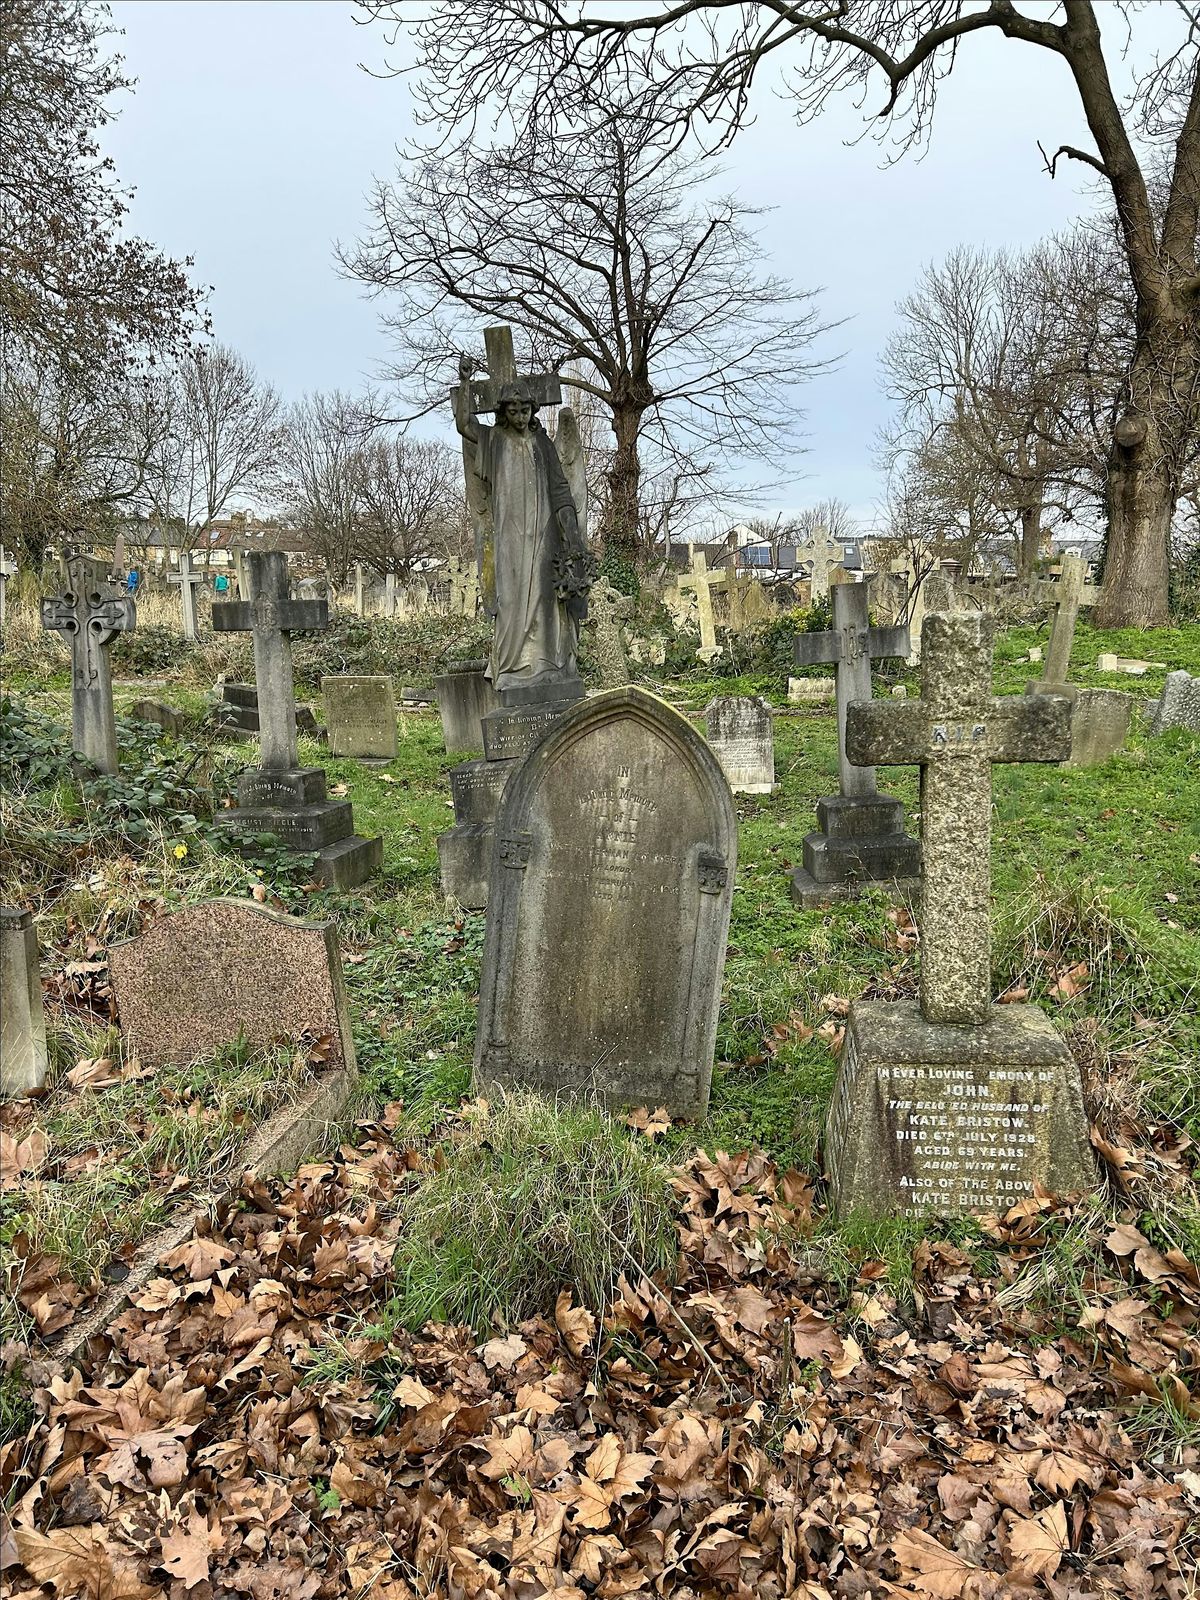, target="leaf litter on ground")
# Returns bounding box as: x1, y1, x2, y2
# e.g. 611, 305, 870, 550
2, 1108, 1198, 1600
